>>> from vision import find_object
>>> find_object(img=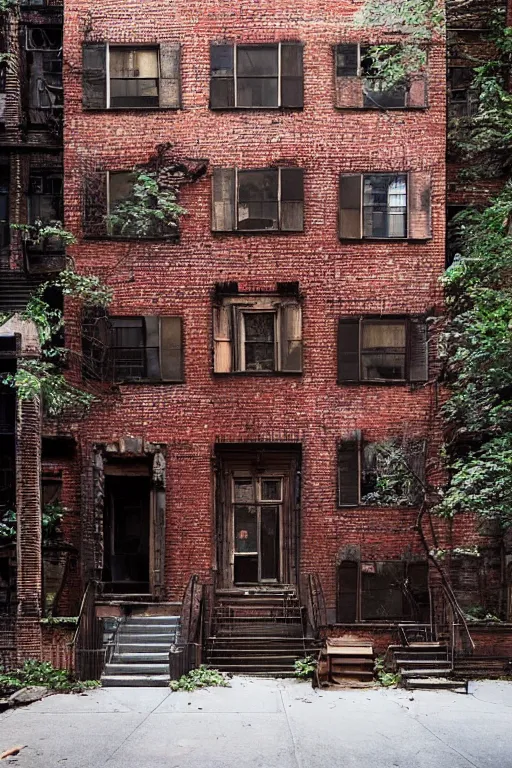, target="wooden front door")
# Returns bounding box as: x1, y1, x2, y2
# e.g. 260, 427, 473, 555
216, 446, 300, 588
